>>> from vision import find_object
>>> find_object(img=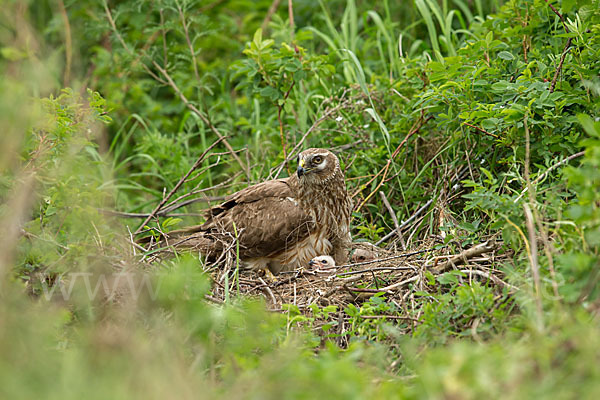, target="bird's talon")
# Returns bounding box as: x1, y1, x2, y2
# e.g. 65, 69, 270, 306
262, 269, 278, 283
